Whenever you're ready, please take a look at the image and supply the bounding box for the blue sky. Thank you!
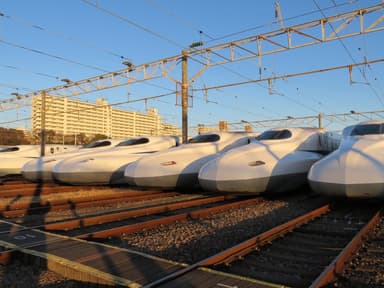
[0,0,383,133]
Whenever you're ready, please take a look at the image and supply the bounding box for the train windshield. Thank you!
[81,140,112,149]
[350,124,383,136]
[116,138,149,146]
[0,147,20,152]
[256,129,292,140]
[188,134,220,143]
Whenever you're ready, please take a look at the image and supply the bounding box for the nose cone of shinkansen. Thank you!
[52,153,142,185]
[308,142,384,198]
[22,157,62,182]
[199,143,323,194]
[124,147,218,189]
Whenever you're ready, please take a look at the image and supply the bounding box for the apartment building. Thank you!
[31,95,180,138]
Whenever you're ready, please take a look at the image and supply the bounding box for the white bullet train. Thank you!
[21,139,123,182]
[51,136,179,185]
[124,132,255,189]
[308,121,384,198]
[198,127,334,194]
[0,144,74,158]
[0,144,76,177]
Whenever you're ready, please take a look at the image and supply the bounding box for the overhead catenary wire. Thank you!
[0,82,35,93]
[81,0,185,49]
[2,0,380,129]
[206,0,360,43]
[145,0,215,40]
[0,63,61,80]
[312,0,384,107]
[0,39,109,73]
[80,0,281,106]
[0,10,131,61]
[192,58,384,92]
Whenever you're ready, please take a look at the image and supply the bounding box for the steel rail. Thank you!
[143,203,331,288]
[0,190,164,212]
[0,182,57,191]
[310,209,383,288]
[76,197,264,239]
[2,192,179,218]
[0,186,164,198]
[0,185,105,198]
[44,195,236,231]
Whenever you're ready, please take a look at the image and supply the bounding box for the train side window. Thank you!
[117,138,149,146]
[188,134,220,143]
[0,147,20,152]
[81,140,112,149]
[350,124,381,136]
[256,129,292,140]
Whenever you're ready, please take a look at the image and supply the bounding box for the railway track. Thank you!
[333,215,384,287]
[145,201,382,288]
[214,202,379,287]
[1,178,381,287]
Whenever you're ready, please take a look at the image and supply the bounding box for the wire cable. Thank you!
[207,0,360,43]
[0,63,60,80]
[0,11,131,61]
[81,0,185,49]
[313,0,384,106]
[0,39,109,73]
[145,0,215,40]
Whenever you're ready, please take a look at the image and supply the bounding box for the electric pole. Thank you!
[181,50,189,143]
[40,90,46,156]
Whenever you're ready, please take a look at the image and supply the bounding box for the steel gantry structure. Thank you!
[1,3,384,144]
[193,109,384,134]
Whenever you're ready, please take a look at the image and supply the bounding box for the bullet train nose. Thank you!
[308,149,384,198]
[124,148,216,189]
[22,158,59,182]
[198,145,273,193]
[0,157,33,176]
[51,158,82,184]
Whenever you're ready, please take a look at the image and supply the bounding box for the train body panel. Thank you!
[124,132,255,189]
[21,139,124,182]
[198,127,328,194]
[308,121,384,198]
[51,136,179,185]
[0,145,77,177]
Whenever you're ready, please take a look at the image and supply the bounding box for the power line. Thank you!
[145,0,215,40]
[0,10,131,61]
[81,0,185,49]
[207,0,360,43]
[0,82,35,93]
[0,39,109,73]
[0,63,60,80]
[79,0,343,118]
[313,0,384,107]
[193,58,384,92]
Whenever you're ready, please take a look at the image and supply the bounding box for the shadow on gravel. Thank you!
[114,188,328,264]
[0,180,50,288]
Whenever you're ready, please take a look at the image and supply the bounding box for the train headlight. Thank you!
[161,161,176,166]
[79,158,94,163]
[248,160,265,166]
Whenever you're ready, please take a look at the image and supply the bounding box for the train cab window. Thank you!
[0,147,20,152]
[256,129,292,140]
[188,134,220,143]
[81,140,112,149]
[350,124,383,136]
[117,138,149,146]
